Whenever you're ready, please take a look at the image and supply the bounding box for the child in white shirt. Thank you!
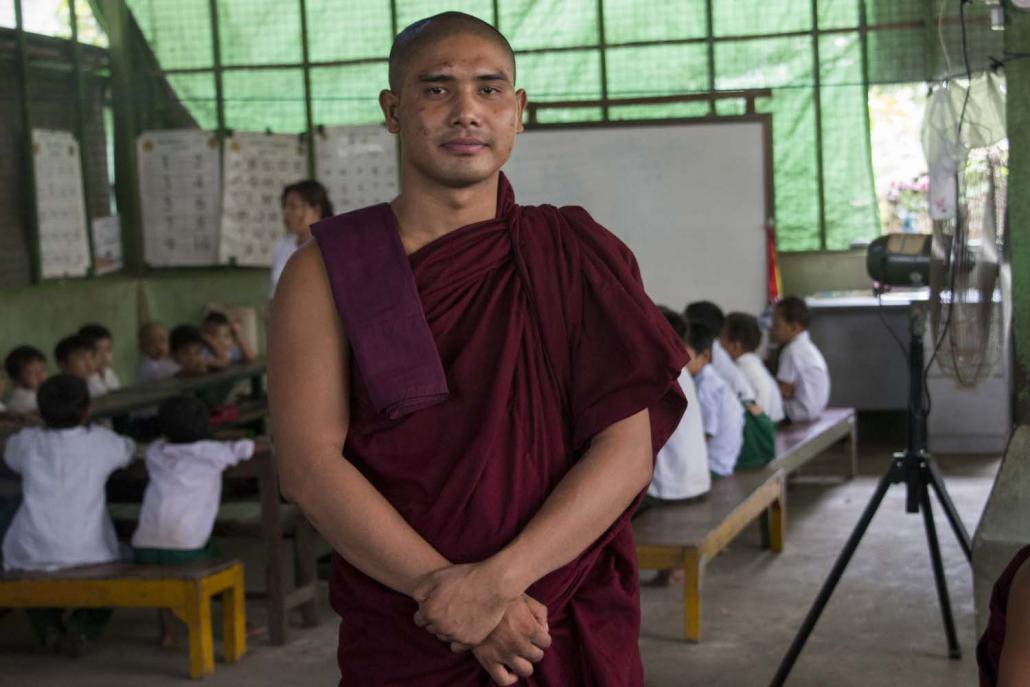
[721,312,785,423]
[137,322,179,383]
[771,296,831,422]
[201,312,256,369]
[4,345,48,415]
[54,335,105,398]
[686,301,756,402]
[686,322,744,478]
[132,395,257,645]
[79,323,121,393]
[2,374,134,652]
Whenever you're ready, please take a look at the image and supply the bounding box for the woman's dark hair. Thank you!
[4,345,45,384]
[158,395,211,444]
[724,312,763,352]
[281,180,333,219]
[37,374,90,429]
[775,296,811,329]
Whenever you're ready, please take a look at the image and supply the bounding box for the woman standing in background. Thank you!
[270,180,333,298]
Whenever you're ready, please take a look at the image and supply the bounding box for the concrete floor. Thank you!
[0,419,1000,686]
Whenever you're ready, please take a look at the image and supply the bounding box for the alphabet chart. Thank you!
[219,132,308,266]
[32,129,91,279]
[315,125,399,214]
[137,129,221,266]
[91,215,123,275]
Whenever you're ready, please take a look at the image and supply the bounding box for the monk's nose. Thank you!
[450,90,482,128]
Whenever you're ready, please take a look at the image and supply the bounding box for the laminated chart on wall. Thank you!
[138,129,221,267]
[315,125,399,215]
[32,129,91,279]
[91,215,123,275]
[219,132,308,266]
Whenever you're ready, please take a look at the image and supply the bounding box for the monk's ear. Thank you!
[380,90,401,134]
[515,89,528,134]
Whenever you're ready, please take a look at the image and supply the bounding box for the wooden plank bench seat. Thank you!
[774,407,857,478]
[633,465,786,642]
[0,559,245,678]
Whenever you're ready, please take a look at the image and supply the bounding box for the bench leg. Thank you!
[848,421,859,480]
[295,521,320,628]
[267,539,288,645]
[767,488,786,553]
[683,549,703,643]
[183,584,215,678]
[222,566,247,664]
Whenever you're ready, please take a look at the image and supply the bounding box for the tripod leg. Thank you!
[925,457,973,562]
[770,464,897,687]
[919,484,962,659]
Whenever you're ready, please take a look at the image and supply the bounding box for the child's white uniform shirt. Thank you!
[712,340,756,402]
[100,367,121,391]
[131,439,256,550]
[2,425,135,571]
[735,352,785,422]
[694,365,745,477]
[776,330,831,422]
[87,373,108,398]
[648,369,711,500]
[7,386,37,414]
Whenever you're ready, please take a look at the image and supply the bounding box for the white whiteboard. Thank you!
[502,119,771,315]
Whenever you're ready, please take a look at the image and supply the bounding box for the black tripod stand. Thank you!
[770,303,973,686]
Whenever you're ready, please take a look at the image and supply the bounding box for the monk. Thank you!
[978,545,1030,686]
[267,11,687,686]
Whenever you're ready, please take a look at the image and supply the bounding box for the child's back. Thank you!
[694,365,745,477]
[736,352,784,422]
[649,368,711,500]
[132,437,254,550]
[2,378,134,571]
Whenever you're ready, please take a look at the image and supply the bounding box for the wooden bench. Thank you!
[774,407,857,478]
[0,559,245,678]
[633,465,786,642]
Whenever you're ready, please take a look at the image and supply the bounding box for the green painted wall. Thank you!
[1009,10,1030,422]
[0,270,268,391]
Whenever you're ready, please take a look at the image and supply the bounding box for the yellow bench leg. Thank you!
[222,566,247,664]
[183,584,215,678]
[683,549,703,643]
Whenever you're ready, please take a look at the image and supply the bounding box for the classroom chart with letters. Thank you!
[32,129,91,279]
[138,129,221,267]
[91,215,123,275]
[219,132,308,266]
[315,125,399,215]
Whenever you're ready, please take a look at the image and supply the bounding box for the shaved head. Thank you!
[388,11,516,92]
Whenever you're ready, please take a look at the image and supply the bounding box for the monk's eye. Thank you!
[425,87,447,96]
[480,86,501,95]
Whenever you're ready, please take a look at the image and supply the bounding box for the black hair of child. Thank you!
[158,395,211,444]
[37,374,90,429]
[201,311,230,328]
[684,300,725,335]
[4,345,45,383]
[169,325,205,354]
[776,296,811,329]
[657,305,688,342]
[78,323,113,345]
[724,312,763,353]
[54,334,94,364]
[685,321,715,356]
[281,179,334,219]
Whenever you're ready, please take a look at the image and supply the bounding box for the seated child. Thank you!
[685,300,756,403]
[201,312,256,369]
[54,335,104,398]
[1,374,135,653]
[169,325,209,378]
[722,312,785,423]
[686,321,744,478]
[644,307,711,505]
[4,345,48,415]
[131,395,257,645]
[137,322,179,383]
[978,545,1030,686]
[78,324,121,393]
[771,296,830,422]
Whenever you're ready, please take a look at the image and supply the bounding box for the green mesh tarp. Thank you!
[120,0,1003,251]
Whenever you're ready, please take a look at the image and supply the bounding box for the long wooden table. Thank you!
[90,359,267,420]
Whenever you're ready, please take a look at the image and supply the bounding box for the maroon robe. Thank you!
[319,175,687,686]
[978,545,1030,686]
